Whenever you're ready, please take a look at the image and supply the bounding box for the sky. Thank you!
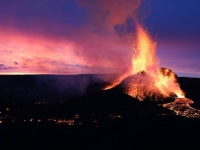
[0,0,199,77]
[146,0,200,77]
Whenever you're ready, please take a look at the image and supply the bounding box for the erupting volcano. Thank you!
[104,22,200,118]
[0,1,200,149]
[104,22,184,99]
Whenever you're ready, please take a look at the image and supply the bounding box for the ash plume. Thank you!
[0,0,143,74]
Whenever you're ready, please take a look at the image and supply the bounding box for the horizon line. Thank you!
[0,72,199,78]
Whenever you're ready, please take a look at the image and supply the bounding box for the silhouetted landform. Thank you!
[0,75,200,149]
[118,70,177,101]
[179,77,200,109]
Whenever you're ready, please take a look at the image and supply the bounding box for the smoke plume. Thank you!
[0,0,142,74]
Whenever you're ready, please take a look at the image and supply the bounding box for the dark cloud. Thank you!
[0,64,17,70]
[0,0,144,74]
[114,18,136,36]
[0,0,87,39]
[0,0,142,40]
[14,62,19,65]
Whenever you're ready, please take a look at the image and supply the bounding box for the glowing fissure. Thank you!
[104,23,185,100]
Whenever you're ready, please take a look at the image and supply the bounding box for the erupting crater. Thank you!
[103,22,200,118]
[119,68,178,101]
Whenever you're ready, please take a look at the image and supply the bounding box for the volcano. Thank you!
[118,68,179,101]
[103,23,185,101]
[108,69,200,118]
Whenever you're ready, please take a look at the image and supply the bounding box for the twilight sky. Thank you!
[0,0,199,77]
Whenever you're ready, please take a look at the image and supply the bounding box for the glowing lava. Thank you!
[103,22,200,118]
[132,23,158,74]
[104,22,185,100]
[103,22,200,119]
[162,98,200,118]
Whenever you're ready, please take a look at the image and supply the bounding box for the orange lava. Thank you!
[132,23,158,74]
[104,22,185,100]
[174,98,193,104]
[103,71,131,90]
[154,68,185,98]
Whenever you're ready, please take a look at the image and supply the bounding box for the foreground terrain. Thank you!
[0,75,200,149]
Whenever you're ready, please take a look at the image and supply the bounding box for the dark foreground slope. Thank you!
[0,75,200,150]
[179,77,200,108]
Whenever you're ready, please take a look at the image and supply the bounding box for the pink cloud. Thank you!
[0,0,146,75]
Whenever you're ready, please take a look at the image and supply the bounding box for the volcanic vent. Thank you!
[119,68,179,101]
[103,22,200,118]
[104,23,184,100]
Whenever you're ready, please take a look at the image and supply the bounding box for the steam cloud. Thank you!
[0,0,142,74]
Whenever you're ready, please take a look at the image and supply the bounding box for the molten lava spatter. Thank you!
[132,23,158,74]
[104,23,185,100]
[155,68,185,98]
[121,71,165,101]
[120,68,184,101]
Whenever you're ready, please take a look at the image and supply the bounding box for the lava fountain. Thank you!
[103,22,200,118]
[131,23,158,74]
[104,22,185,101]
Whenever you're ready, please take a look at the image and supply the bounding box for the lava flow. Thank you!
[103,22,200,118]
[162,98,200,118]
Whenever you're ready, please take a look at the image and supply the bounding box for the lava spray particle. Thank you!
[132,23,158,74]
[104,22,185,100]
